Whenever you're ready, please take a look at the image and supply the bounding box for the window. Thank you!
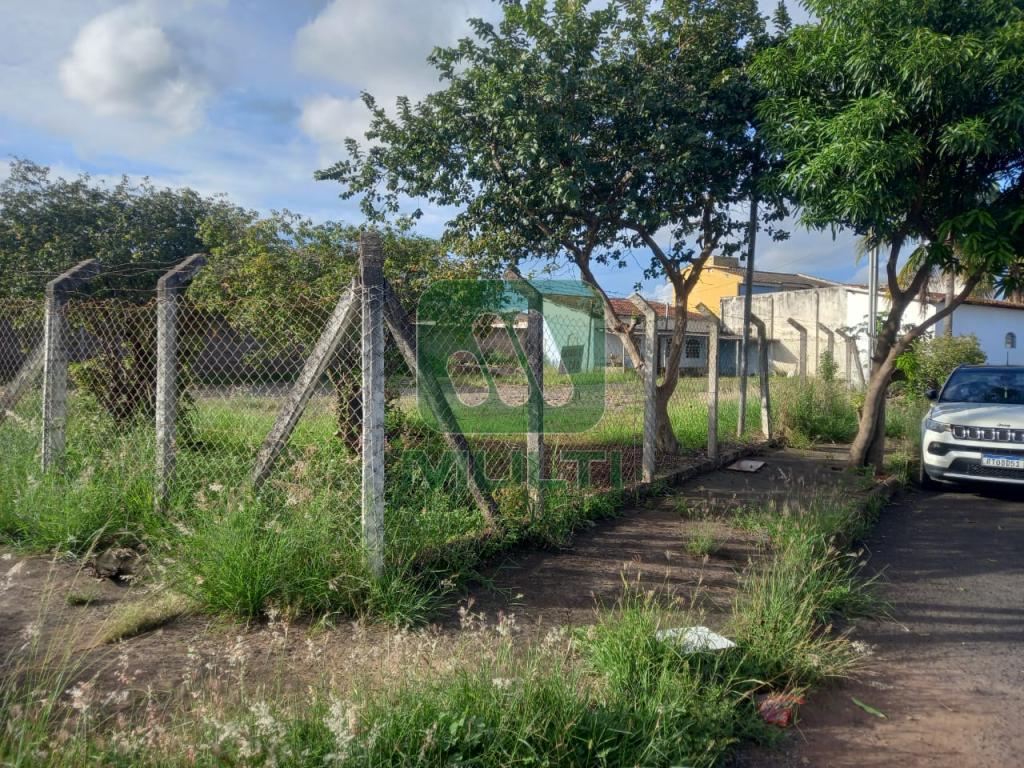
[940,369,1024,405]
[685,337,702,359]
[738,283,776,296]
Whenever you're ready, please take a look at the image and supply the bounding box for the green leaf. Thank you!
[851,696,887,719]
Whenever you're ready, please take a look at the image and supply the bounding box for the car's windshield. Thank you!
[940,369,1024,404]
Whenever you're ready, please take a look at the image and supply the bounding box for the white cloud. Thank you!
[298,94,375,157]
[59,4,211,135]
[294,1,486,102]
[294,0,498,151]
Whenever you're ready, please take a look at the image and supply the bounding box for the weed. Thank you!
[686,523,721,558]
[774,379,859,446]
[65,586,101,607]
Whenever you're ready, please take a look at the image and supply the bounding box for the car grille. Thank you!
[948,458,1024,480]
[927,442,1024,457]
[950,425,1024,443]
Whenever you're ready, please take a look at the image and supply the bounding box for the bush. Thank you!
[775,379,859,446]
[895,334,987,397]
[818,349,839,382]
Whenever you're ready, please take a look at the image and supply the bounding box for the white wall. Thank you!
[940,304,1024,365]
[843,289,935,375]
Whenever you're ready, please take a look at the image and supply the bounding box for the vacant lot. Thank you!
[2,446,886,767]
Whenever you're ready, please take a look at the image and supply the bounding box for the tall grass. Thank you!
[773,378,859,446]
[3,367,758,624]
[1,364,779,628]
[1,483,881,767]
[0,396,162,554]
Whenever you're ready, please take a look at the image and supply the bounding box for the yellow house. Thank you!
[681,255,838,315]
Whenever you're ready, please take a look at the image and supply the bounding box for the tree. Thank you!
[193,209,482,450]
[0,158,233,298]
[0,159,240,421]
[318,0,781,453]
[895,333,987,398]
[753,0,1024,469]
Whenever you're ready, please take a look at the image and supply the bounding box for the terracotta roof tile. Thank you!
[607,297,704,322]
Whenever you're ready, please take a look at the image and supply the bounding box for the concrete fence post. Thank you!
[380,283,499,522]
[155,254,206,510]
[787,318,809,383]
[629,293,657,482]
[505,269,545,518]
[837,330,866,389]
[0,342,44,429]
[41,259,101,471]
[697,304,721,460]
[251,281,358,488]
[817,322,835,376]
[748,312,773,440]
[360,231,386,578]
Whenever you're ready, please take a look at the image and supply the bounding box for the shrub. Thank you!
[818,349,839,382]
[775,379,859,446]
[895,334,987,397]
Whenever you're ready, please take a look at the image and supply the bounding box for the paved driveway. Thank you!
[745,481,1024,767]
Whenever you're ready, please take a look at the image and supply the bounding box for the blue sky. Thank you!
[0,0,864,299]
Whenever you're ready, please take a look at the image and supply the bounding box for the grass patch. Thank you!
[686,523,721,558]
[65,586,101,607]
[1,374,748,624]
[0,485,883,767]
[774,379,859,446]
[94,591,192,645]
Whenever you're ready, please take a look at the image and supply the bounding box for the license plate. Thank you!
[981,454,1023,469]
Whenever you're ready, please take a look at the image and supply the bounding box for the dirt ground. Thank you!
[1,446,869,725]
[734,480,1024,768]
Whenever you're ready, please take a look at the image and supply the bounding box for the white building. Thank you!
[719,287,1024,383]
[934,297,1024,366]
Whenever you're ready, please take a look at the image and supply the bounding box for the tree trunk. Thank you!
[654,383,678,454]
[849,246,980,470]
[653,297,689,455]
[849,348,898,470]
[573,252,646,370]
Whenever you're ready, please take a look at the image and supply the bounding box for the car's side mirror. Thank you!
[925,388,938,401]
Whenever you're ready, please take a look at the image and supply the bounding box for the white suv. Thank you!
[919,365,1024,489]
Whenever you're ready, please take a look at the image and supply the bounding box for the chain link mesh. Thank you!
[0,299,44,468]
[1,278,768,577]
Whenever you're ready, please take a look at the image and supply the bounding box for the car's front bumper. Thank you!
[921,430,1024,486]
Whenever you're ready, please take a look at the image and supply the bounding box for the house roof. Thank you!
[710,266,839,289]
[910,290,1024,312]
[607,297,705,322]
[954,296,1024,312]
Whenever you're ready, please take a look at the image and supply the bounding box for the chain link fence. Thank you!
[0,250,770,602]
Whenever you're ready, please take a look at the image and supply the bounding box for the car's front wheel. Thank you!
[917,458,939,491]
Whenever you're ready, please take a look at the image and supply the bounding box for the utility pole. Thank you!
[737,195,758,437]
[867,235,879,363]
[945,271,955,337]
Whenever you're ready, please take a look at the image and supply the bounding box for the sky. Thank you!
[0,0,864,299]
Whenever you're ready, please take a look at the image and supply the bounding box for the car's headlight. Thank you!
[924,418,949,433]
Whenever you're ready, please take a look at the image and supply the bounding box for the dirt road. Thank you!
[748,482,1024,767]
